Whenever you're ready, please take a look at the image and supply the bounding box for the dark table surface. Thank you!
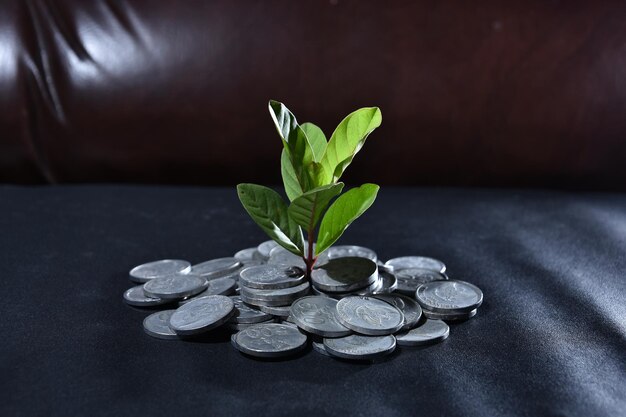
[1,185,625,417]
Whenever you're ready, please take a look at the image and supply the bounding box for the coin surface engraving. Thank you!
[143,274,207,300]
[233,323,307,358]
[290,296,352,337]
[239,265,305,289]
[375,294,422,330]
[169,295,235,335]
[335,296,404,335]
[416,280,483,313]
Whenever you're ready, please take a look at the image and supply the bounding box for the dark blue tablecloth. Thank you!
[1,185,624,417]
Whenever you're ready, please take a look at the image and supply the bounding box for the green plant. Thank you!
[237,100,382,279]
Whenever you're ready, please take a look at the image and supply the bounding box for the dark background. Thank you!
[1,0,625,189]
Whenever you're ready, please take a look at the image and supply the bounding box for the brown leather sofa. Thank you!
[2,0,625,188]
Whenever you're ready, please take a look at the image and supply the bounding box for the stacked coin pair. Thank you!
[124,241,484,360]
[415,280,483,321]
[239,265,310,308]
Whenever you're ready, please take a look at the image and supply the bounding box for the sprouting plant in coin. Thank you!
[237,100,381,279]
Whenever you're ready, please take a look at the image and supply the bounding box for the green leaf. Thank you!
[301,122,327,163]
[307,161,329,188]
[319,107,382,183]
[288,183,344,231]
[281,149,303,201]
[268,100,315,191]
[316,183,380,255]
[237,183,305,255]
[268,100,298,149]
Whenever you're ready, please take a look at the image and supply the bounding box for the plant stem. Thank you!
[304,228,316,280]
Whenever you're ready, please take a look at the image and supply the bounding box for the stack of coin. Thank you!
[415,280,483,321]
[124,242,484,361]
[310,256,395,298]
[238,264,310,307]
[226,295,276,331]
[384,256,448,295]
[287,294,433,360]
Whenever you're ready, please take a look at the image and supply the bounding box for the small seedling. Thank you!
[237,100,382,279]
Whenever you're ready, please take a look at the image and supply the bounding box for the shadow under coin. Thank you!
[180,327,234,344]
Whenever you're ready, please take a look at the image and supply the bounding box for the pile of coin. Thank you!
[124,241,483,360]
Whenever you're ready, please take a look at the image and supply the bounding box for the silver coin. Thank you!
[123,285,171,307]
[416,280,483,313]
[178,277,237,305]
[323,334,396,360]
[190,257,242,279]
[234,248,258,262]
[311,257,378,293]
[290,296,352,337]
[335,296,404,335]
[227,317,276,331]
[239,265,305,290]
[205,277,237,295]
[378,271,398,294]
[385,256,446,273]
[374,294,422,330]
[257,304,292,318]
[233,323,308,358]
[423,307,478,321]
[312,340,332,357]
[129,259,191,283]
[394,268,447,295]
[267,246,307,269]
[257,240,279,260]
[143,274,207,300]
[240,292,300,307]
[228,295,274,324]
[317,245,378,264]
[395,319,449,346]
[240,282,310,302]
[143,310,179,340]
[169,295,235,335]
